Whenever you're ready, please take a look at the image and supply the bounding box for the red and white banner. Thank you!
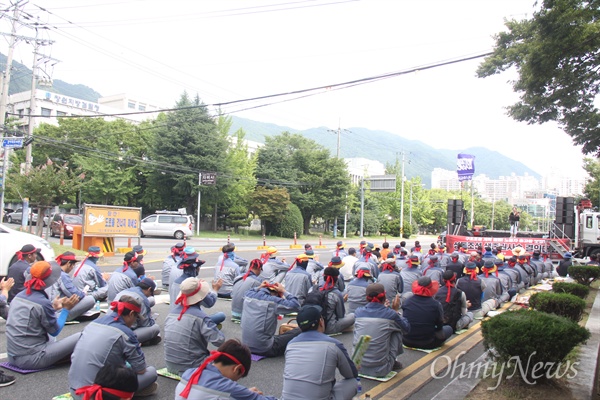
[446,235,571,259]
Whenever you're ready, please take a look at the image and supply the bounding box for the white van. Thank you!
[140,214,193,239]
[0,223,56,276]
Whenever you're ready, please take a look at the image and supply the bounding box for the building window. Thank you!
[17,109,24,117]
[127,101,135,109]
[41,108,52,117]
[138,104,146,111]
[56,111,67,117]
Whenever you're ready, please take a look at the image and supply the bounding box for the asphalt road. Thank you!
[0,233,453,399]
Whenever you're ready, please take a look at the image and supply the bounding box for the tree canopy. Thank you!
[477,0,600,155]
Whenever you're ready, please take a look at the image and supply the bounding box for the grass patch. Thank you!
[50,243,86,257]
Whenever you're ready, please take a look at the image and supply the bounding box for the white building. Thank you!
[344,157,386,186]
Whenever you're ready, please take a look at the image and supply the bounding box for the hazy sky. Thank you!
[1,0,588,179]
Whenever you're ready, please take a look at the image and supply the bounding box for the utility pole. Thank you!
[25,29,56,173]
[397,151,406,238]
[327,120,350,238]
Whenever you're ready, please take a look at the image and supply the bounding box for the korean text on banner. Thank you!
[457,153,475,182]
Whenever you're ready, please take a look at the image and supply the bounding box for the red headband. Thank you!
[24,266,53,295]
[17,248,37,260]
[320,275,336,291]
[381,263,394,272]
[242,259,263,281]
[174,283,203,321]
[367,292,386,303]
[179,351,245,399]
[75,384,134,400]
[55,254,77,263]
[356,269,370,280]
[412,279,439,297]
[110,301,141,321]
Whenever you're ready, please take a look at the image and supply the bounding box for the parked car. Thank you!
[0,223,55,276]
[50,213,82,239]
[140,214,193,239]
[2,208,14,222]
[5,208,41,225]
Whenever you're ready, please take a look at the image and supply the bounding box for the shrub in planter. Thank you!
[529,292,585,322]
[551,282,589,299]
[481,309,589,382]
[568,264,600,286]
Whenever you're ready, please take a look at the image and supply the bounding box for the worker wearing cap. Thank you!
[7,261,81,369]
[241,282,301,357]
[69,295,158,399]
[503,257,525,292]
[354,284,410,377]
[163,242,185,290]
[165,277,225,376]
[73,246,109,301]
[114,278,161,346]
[231,259,264,323]
[314,267,355,335]
[494,258,517,297]
[422,255,444,286]
[214,244,241,298]
[557,252,573,277]
[169,246,197,294]
[345,265,375,314]
[259,247,290,284]
[517,254,539,285]
[433,270,473,333]
[318,257,346,292]
[49,252,98,322]
[479,260,512,306]
[7,244,41,302]
[283,253,314,306]
[354,243,379,279]
[306,249,325,284]
[107,251,142,303]
[457,262,498,319]
[332,240,348,259]
[446,252,465,279]
[216,242,248,273]
[402,276,453,349]
[400,255,422,301]
[529,250,548,279]
[378,254,404,304]
[282,305,358,400]
[394,248,410,271]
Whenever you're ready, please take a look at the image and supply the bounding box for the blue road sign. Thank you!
[2,138,23,148]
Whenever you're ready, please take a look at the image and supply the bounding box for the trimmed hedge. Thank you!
[551,282,590,299]
[529,292,585,322]
[275,203,303,239]
[481,309,590,382]
[568,264,600,286]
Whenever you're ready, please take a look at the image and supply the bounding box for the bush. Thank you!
[274,203,303,239]
[481,309,590,382]
[551,282,590,299]
[568,264,600,286]
[529,292,586,322]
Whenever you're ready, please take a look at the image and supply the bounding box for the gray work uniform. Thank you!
[68,313,157,399]
[230,273,262,319]
[377,270,404,304]
[282,330,358,400]
[423,266,445,286]
[283,267,313,306]
[114,286,160,344]
[307,259,325,284]
[353,302,410,377]
[6,290,80,369]
[107,270,135,303]
[162,255,180,288]
[213,257,241,296]
[48,270,95,321]
[164,303,225,375]
[400,267,422,301]
[260,258,290,283]
[7,259,30,302]
[344,278,372,314]
[72,259,107,300]
[241,287,300,356]
[311,285,355,335]
[479,274,509,304]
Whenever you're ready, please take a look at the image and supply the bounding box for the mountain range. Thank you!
[1,53,540,187]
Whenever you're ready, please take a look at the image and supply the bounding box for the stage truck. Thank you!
[443,198,600,260]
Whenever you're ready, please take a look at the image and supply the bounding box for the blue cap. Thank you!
[563,252,572,259]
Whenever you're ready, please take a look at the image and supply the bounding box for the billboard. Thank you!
[83,204,141,237]
[457,153,475,181]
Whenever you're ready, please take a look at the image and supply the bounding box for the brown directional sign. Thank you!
[200,172,217,185]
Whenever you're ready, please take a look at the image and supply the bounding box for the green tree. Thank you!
[147,93,228,219]
[255,132,350,234]
[477,0,600,155]
[250,186,290,235]
[7,159,82,235]
[583,158,600,206]
[274,203,303,239]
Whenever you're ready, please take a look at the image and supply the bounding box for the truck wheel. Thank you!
[140,230,145,238]
[7,216,12,223]
[174,230,184,240]
[590,248,600,259]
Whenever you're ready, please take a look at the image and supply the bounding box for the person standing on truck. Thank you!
[509,207,520,238]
